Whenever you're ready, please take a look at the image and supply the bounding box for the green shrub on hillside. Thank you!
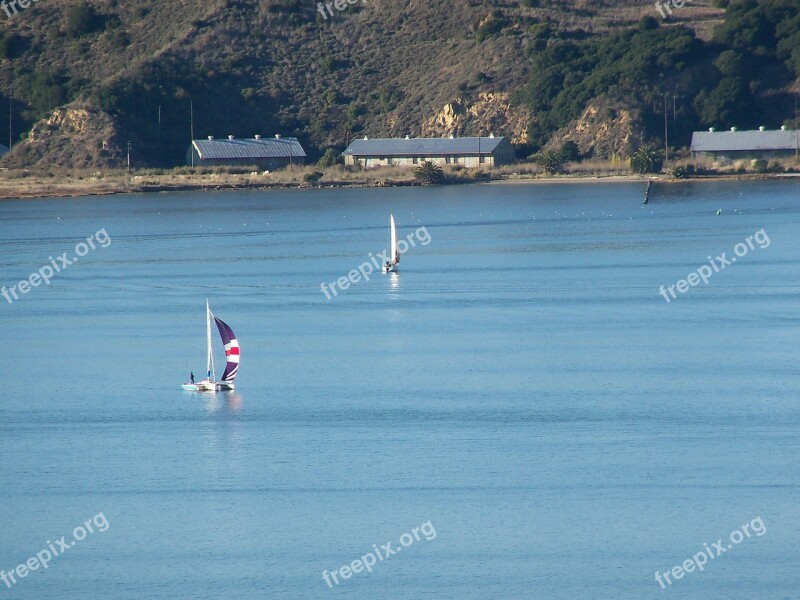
[477,11,508,43]
[515,0,800,155]
[318,148,340,168]
[0,33,26,60]
[559,141,581,162]
[65,2,102,38]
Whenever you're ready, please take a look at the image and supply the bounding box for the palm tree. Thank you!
[414,160,445,184]
[532,149,565,174]
[630,147,663,174]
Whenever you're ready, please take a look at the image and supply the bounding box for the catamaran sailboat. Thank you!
[181,301,240,392]
[382,214,400,273]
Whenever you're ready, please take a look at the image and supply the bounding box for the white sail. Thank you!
[206,299,215,381]
[390,214,399,264]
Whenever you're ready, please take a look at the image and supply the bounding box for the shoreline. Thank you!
[489,172,800,185]
[0,171,797,201]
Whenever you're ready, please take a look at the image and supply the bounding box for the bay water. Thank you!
[1,179,798,599]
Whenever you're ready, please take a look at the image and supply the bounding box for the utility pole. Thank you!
[673,94,677,144]
[664,93,669,167]
[127,141,132,172]
[190,100,195,167]
[795,92,798,163]
[8,90,12,150]
[157,104,162,156]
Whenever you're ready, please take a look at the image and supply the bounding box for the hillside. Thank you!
[0,0,797,169]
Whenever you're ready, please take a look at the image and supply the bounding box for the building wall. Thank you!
[187,148,304,169]
[693,149,796,160]
[346,153,502,169]
[490,139,516,167]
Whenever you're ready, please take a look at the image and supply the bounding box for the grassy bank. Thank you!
[1,160,797,200]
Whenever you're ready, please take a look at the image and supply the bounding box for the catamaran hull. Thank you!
[181,382,235,392]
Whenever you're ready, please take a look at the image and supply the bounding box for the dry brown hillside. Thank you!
[0,0,749,168]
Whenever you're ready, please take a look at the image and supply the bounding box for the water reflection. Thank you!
[204,392,243,416]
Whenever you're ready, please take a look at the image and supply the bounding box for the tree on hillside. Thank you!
[65,2,101,38]
[317,148,340,168]
[559,141,581,162]
[694,77,751,127]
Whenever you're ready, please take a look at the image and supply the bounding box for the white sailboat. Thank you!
[181,300,240,392]
[382,214,400,273]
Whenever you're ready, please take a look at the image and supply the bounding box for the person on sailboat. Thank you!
[190,371,195,384]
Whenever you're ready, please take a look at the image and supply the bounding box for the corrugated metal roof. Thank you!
[691,130,799,152]
[193,137,306,159]
[343,137,507,156]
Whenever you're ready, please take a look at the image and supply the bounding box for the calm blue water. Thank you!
[1,180,799,599]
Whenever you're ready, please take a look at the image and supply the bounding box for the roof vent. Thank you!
[208,136,214,140]
[228,135,235,140]
[781,125,787,131]
[275,134,282,139]
[489,132,495,138]
[730,127,737,132]
[758,126,765,131]
[708,127,715,132]
[255,134,261,140]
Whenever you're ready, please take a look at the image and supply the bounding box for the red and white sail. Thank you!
[213,315,240,384]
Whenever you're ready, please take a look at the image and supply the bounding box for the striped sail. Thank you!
[213,316,240,383]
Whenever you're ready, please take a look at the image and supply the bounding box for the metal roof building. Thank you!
[690,128,799,160]
[187,135,306,169]
[342,136,515,168]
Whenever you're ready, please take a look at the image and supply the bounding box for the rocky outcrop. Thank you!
[2,105,125,170]
[546,99,648,160]
[422,92,530,144]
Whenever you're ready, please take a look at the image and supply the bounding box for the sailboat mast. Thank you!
[206,299,215,381]
[390,214,398,264]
